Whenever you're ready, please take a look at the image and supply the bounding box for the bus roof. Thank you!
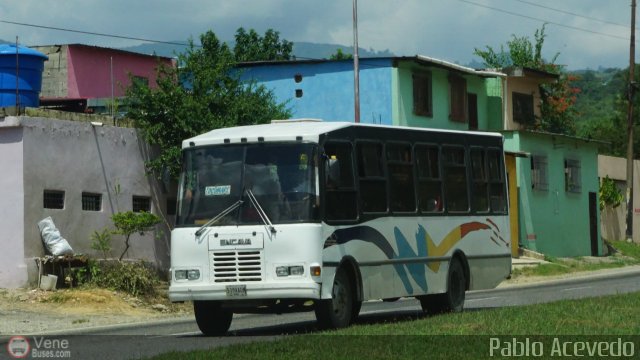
[182,120,503,148]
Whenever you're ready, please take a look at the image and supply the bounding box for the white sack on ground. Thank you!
[37,216,74,256]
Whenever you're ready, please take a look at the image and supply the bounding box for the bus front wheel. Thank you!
[194,300,233,336]
[419,258,466,314]
[315,268,353,329]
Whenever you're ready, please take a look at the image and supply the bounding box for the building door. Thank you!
[468,93,478,130]
[589,192,599,256]
[505,154,519,257]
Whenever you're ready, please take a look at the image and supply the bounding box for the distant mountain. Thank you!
[118,40,394,60]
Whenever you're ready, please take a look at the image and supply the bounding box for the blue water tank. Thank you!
[0,44,48,108]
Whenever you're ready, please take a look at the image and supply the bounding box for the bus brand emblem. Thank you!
[220,238,252,246]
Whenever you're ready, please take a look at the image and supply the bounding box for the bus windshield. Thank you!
[176,143,318,227]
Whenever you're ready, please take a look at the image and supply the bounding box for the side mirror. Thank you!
[325,157,341,187]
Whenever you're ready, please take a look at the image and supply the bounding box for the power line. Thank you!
[0,19,192,47]
[457,0,629,41]
[513,0,630,29]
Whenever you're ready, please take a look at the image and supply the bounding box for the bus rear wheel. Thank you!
[194,300,233,336]
[315,268,353,329]
[419,258,466,314]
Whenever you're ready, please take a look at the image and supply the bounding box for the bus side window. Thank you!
[415,145,443,213]
[323,142,357,221]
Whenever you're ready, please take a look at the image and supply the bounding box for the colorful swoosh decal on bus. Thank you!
[327,220,500,294]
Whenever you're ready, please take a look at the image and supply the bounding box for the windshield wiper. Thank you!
[246,189,277,234]
[195,199,244,237]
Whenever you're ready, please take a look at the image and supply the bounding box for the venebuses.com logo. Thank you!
[6,335,71,358]
[6,336,30,358]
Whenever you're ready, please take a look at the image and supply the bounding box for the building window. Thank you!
[166,198,177,215]
[531,155,549,191]
[449,75,467,122]
[513,92,535,124]
[133,196,151,212]
[565,159,581,193]
[43,190,65,209]
[295,89,303,98]
[82,192,102,211]
[412,72,432,117]
[294,74,303,83]
[132,75,149,87]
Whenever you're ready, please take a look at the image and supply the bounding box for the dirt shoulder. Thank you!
[0,286,191,335]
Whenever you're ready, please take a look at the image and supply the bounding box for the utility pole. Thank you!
[626,0,636,242]
[353,0,360,123]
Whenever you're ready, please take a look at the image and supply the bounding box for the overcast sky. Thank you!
[0,0,637,70]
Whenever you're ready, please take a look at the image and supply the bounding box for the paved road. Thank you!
[2,267,639,360]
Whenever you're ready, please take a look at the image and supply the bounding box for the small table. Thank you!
[36,255,88,289]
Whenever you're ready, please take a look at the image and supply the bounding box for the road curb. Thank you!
[483,265,640,293]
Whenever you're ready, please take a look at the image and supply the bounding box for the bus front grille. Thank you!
[210,250,263,282]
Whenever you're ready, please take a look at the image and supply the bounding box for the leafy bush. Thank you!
[90,228,112,260]
[91,260,157,297]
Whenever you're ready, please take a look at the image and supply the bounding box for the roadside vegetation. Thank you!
[146,291,640,360]
[511,240,640,278]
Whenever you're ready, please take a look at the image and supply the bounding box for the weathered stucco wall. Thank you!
[504,132,601,256]
[598,155,640,243]
[0,118,26,288]
[1,115,172,287]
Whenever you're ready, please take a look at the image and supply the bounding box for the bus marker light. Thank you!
[311,266,321,277]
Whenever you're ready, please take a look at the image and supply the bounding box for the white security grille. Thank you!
[210,250,263,283]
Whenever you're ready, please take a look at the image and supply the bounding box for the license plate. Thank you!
[225,285,247,296]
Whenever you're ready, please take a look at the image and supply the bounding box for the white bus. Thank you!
[169,120,512,335]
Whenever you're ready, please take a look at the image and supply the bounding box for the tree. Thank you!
[112,211,161,261]
[126,29,291,178]
[577,65,640,159]
[474,25,578,135]
[234,27,293,62]
[329,48,353,60]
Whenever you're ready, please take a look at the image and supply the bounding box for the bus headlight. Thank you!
[175,269,200,281]
[276,265,304,277]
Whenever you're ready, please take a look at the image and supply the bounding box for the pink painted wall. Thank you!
[66,45,173,98]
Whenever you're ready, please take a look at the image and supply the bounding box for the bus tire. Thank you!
[193,300,233,336]
[352,300,362,322]
[419,258,466,314]
[315,268,353,329]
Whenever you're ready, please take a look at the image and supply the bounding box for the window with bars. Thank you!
[531,155,549,191]
[133,196,151,212]
[565,159,581,193]
[82,192,102,211]
[43,190,65,209]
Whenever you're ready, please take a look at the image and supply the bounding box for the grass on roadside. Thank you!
[512,240,640,278]
[147,291,640,360]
